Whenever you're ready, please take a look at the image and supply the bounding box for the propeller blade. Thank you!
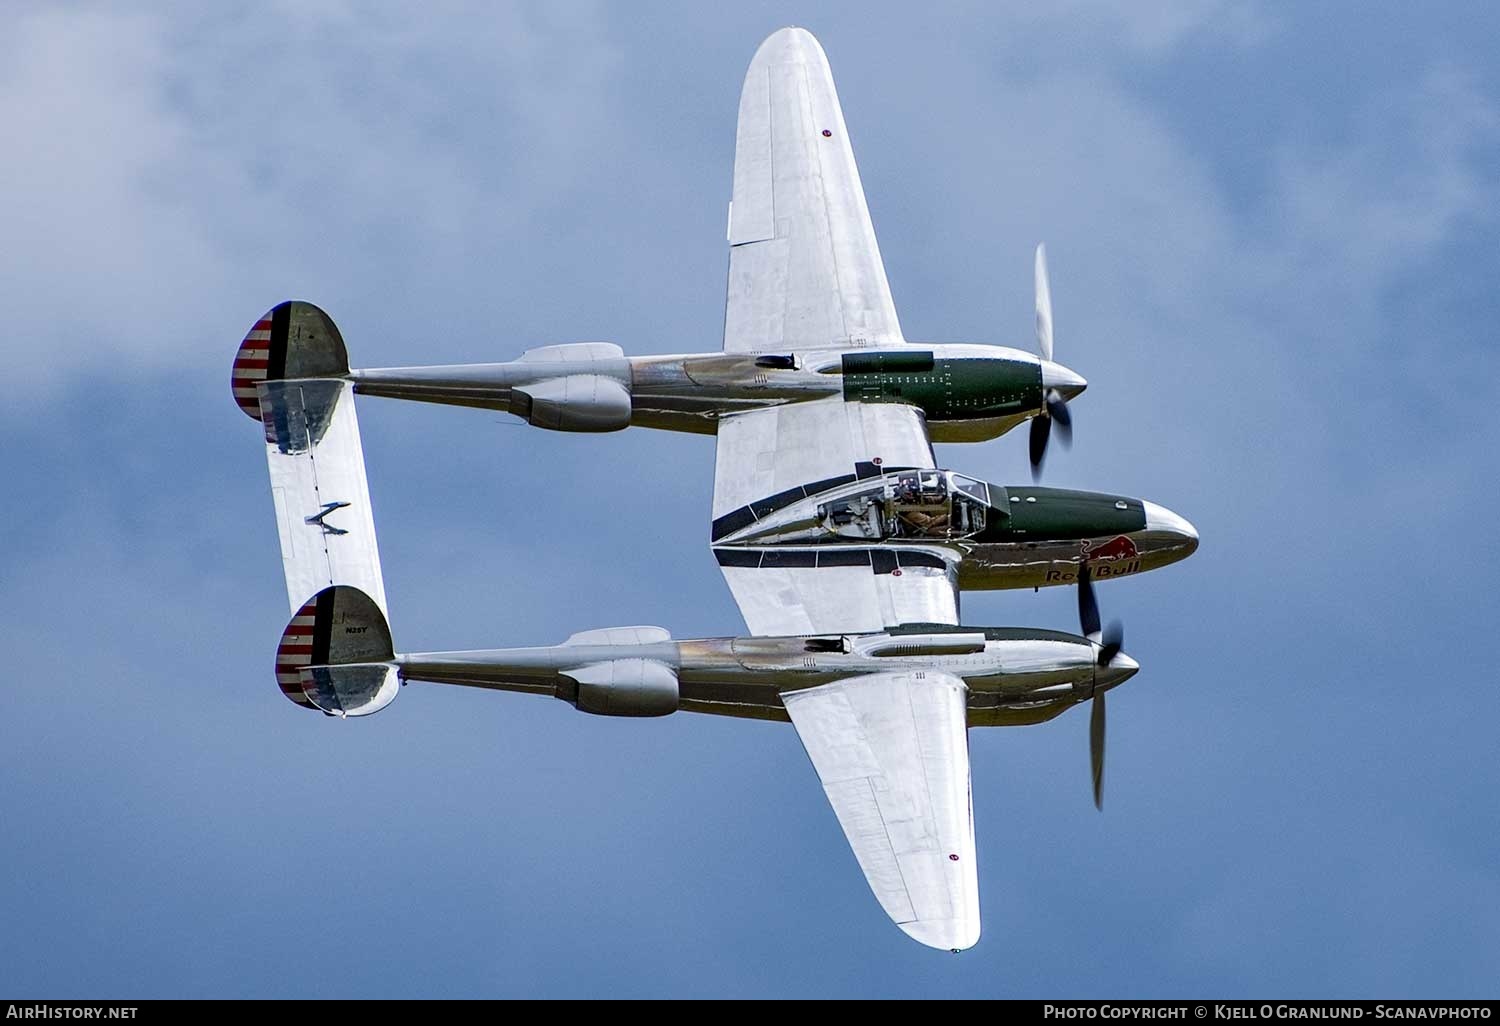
[1029,414,1050,481]
[1045,388,1073,447]
[1077,562,1101,639]
[1079,565,1121,812]
[1090,692,1106,811]
[1035,243,1054,362]
[1099,621,1124,665]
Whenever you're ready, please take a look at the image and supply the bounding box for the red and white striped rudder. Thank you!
[273,586,397,717]
[230,301,350,421]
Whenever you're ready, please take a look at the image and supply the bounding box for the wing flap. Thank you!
[729,62,775,245]
[782,670,980,950]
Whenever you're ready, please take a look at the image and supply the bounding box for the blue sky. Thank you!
[2,1,1497,998]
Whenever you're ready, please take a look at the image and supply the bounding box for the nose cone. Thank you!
[1097,651,1139,689]
[1040,360,1087,401]
[1142,500,1199,555]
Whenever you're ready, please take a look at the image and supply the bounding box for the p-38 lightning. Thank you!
[233,28,1198,952]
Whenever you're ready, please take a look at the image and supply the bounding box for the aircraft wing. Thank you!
[714,546,959,637]
[724,27,902,354]
[712,398,935,519]
[711,397,955,635]
[782,670,980,950]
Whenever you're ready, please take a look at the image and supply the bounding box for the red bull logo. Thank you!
[1081,535,1139,562]
[1044,536,1143,583]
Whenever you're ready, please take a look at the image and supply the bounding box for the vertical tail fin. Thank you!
[276,585,398,717]
[232,301,350,421]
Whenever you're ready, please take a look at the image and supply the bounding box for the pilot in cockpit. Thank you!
[901,510,950,535]
[896,472,944,505]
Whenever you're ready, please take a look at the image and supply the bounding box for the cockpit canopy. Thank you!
[817,470,996,541]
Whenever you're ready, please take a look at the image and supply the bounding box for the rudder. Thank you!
[276,585,398,717]
[232,301,350,421]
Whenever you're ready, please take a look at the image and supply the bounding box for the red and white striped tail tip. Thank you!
[275,598,319,709]
[230,300,350,421]
[271,586,397,716]
[232,316,273,420]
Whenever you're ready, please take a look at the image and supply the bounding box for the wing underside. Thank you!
[711,397,950,635]
[716,31,976,951]
[725,27,901,354]
[782,670,980,950]
[712,398,934,519]
[714,547,959,636]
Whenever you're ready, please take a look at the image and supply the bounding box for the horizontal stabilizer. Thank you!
[276,585,398,717]
[257,376,387,618]
[232,301,350,421]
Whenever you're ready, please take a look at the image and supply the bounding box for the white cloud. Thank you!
[1251,68,1499,336]
[872,30,1498,519]
[3,3,1491,413]
[0,9,216,384]
[0,4,620,389]
[1036,0,1276,53]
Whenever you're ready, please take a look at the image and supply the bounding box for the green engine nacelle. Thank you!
[840,351,1042,423]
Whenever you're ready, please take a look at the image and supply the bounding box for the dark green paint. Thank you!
[842,351,935,374]
[977,488,1146,542]
[840,353,1042,421]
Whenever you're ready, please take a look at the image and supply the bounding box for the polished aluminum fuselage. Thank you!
[713,468,1200,592]
[714,537,1193,592]
[351,342,1041,441]
[952,539,1186,590]
[398,629,1136,726]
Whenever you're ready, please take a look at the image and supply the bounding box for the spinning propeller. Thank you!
[1029,244,1083,480]
[1077,562,1131,811]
